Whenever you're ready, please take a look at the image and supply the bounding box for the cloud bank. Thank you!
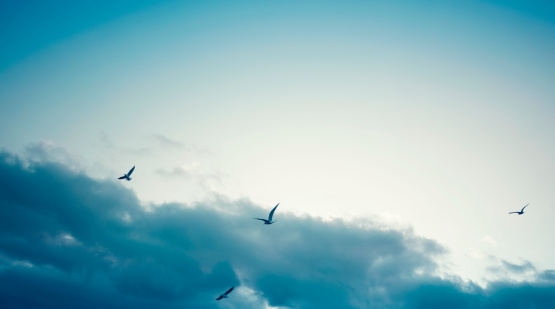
[0,151,554,308]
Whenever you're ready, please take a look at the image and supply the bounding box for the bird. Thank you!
[509,203,529,215]
[254,203,279,225]
[216,286,234,301]
[118,166,135,181]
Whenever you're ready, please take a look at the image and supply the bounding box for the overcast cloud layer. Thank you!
[0,150,554,309]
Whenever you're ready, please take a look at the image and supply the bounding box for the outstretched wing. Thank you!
[127,166,135,176]
[268,203,279,221]
[224,286,234,295]
[253,218,267,222]
[216,296,224,300]
[508,212,518,214]
[118,176,126,180]
[521,203,529,212]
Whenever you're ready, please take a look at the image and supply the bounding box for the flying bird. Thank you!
[254,203,279,225]
[216,286,234,301]
[509,203,529,215]
[118,166,135,181]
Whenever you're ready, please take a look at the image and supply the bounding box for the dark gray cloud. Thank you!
[0,150,554,308]
[538,270,555,283]
[501,260,537,274]
[487,259,538,279]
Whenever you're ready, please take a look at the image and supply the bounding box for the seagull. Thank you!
[254,203,279,225]
[216,286,234,301]
[118,166,135,181]
[509,203,529,215]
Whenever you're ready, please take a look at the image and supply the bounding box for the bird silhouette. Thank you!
[254,203,279,225]
[216,286,234,300]
[118,166,135,181]
[509,203,529,215]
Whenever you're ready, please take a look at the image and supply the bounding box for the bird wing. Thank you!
[216,296,224,300]
[268,203,279,221]
[253,218,267,221]
[127,166,135,176]
[118,176,126,179]
[508,212,518,214]
[224,286,234,295]
[521,203,529,212]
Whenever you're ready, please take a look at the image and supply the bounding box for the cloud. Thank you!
[479,235,497,247]
[538,270,555,283]
[466,249,487,260]
[98,132,115,149]
[156,163,225,190]
[156,165,194,178]
[501,260,537,274]
[93,132,151,156]
[0,151,554,308]
[152,134,186,150]
[152,134,210,155]
[24,140,83,169]
[488,259,538,278]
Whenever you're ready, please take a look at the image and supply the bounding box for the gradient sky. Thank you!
[1,1,555,308]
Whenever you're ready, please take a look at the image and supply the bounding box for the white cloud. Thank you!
[479,235,497,247]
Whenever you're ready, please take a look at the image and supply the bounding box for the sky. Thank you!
[1,0,555,308]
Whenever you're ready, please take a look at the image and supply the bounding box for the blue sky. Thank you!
[1,1,555,308]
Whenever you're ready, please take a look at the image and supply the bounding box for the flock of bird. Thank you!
[117,165,529,302]
[117,165,280,301]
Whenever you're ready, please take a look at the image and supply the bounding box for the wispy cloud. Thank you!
[152,134,210,155]
[156,163,225,190]
[152,134,185,149]
[94,133,151,157]
[98,132,115,149]
[479,235,497,247]
[155,165,193,178]
[0,152,554,308]
[499,260,537,274]
[94,133,207,159]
